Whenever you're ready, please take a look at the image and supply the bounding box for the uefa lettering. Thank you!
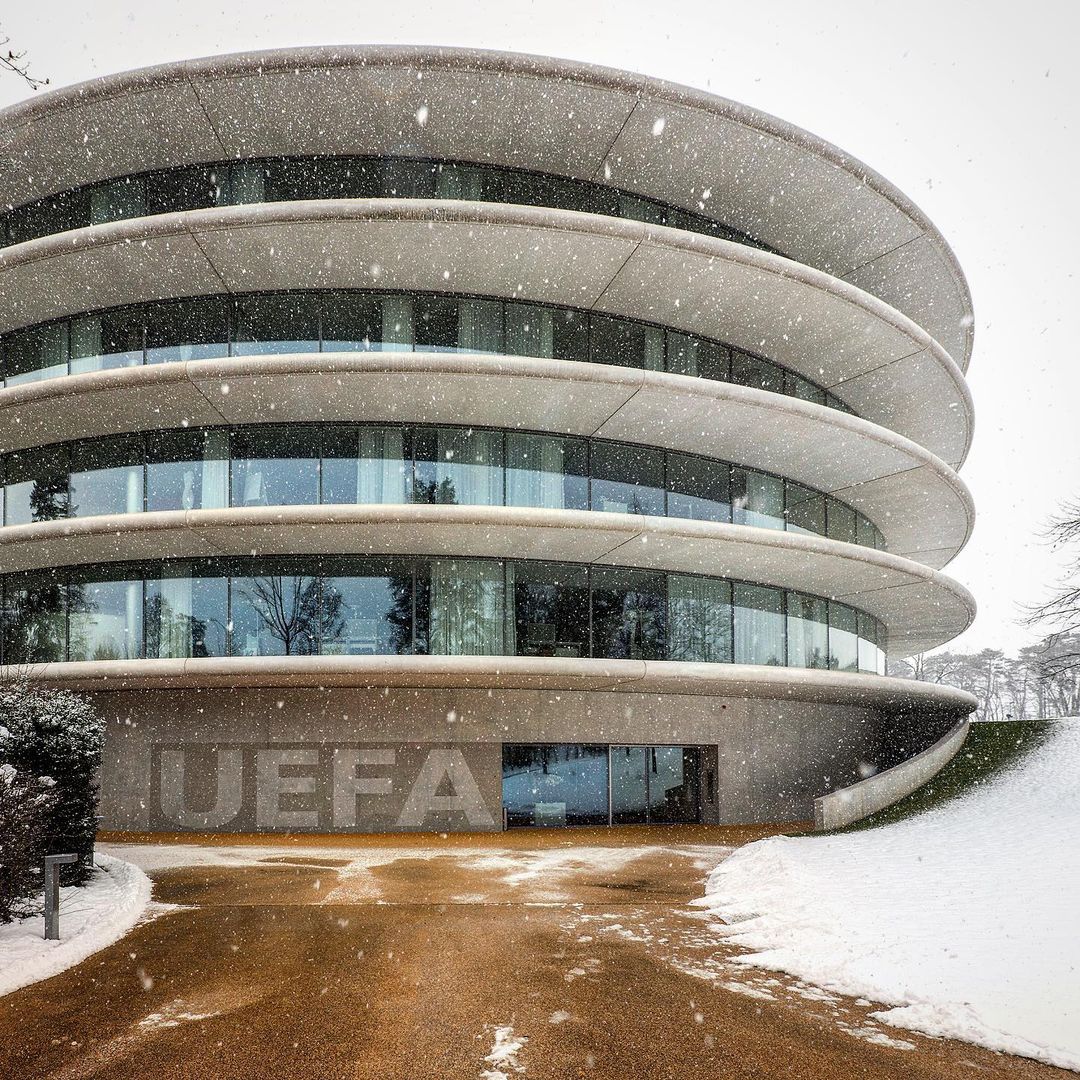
[156,743,496,831]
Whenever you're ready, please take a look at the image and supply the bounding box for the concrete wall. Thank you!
[93,683,900,831]
[813,717,970,831]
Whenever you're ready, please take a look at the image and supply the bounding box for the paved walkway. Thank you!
[0,827,1069,1080]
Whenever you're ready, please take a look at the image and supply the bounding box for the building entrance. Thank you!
[502,743,703,827]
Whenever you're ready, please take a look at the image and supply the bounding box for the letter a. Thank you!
[396,748,495,829]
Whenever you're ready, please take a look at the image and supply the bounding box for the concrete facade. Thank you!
[92,678,956,831]
[0,46,978,831]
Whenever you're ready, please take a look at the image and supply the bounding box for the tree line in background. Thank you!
[892,631,1080,721]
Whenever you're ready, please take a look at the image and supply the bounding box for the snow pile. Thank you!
[481,1024,527,1079]
[696,720,1080,1071]
[0,853,152,998]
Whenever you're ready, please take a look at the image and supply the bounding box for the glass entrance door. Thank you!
[610,745,648,824]
[611,745,702,825]
[648,745,702,824]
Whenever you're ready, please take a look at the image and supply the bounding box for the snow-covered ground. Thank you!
[697,719,1080,1071]
[0,854,153,998]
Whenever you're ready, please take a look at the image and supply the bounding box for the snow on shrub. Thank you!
[0,762,58,922]
[0,679,104,914]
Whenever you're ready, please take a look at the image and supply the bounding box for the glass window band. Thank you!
[1,422,885,551]
[2,155,777,255]
[0,556,888,676]
[0,288,856,417]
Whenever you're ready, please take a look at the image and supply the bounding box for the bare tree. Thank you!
[891,651,963,683]
[1,30,48,90]
[891,633,1080,721]
[238,575,344,655]
[1027,499,1080,674]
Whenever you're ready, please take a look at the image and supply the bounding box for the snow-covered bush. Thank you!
[0,761,57,922]
[0,680,104,897]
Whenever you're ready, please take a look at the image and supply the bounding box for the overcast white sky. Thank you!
[1,0,1077,656]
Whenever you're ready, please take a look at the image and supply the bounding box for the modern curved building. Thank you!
[0,46,977,832]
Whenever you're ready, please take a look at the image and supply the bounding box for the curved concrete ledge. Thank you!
[0,352,974,569]
[0,654,979,709]
[0,44,972,369]
[0,504,977,656]
[0,201,973,468]
[813,716,970,830]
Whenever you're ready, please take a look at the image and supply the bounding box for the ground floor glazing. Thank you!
[502,743,712,827]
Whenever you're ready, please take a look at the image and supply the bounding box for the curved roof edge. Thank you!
[0,44,974,371]
[0,200,975,467]
[0,654,978,712]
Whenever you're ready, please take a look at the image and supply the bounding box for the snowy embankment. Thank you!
[697,720,1080,1072]
[0,854,152,998]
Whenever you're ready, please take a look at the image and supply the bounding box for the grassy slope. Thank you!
[836,719,1055,833]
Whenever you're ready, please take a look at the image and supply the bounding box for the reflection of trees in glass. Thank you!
[3,579,70,663]
[385,572,416,653]
[410,478,458,504]
[240,576,344,655]
[144,594,216,658]
[595,589,665,659]
[30,475,69,522]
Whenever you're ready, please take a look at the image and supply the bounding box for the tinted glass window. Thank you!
[69,308,143,375]
[145,296,229,363]
[322,426,409,505]
[428,559,507,655]
[668,575,732,663]
[234,294,319,355]
[231,561,320,656]
[68,575,142,660]
[414,295,460,350]
[666,333,729,380]
[512,562,589,659]
[857,514,883,550]
[786,371,828,405]
[69,435,144,518]
[787,591,829,669]
[88,178,144,225]
[321,292,383,351]
[230,427,320,507]
[146,430,229,511]
[591,442,664,516]
[4,445,69,525]
[144,165,217,215]
[2,569,67,664]
[412,428,503,506]
[648,746,702,825]
[8,190,83,244]
[828,499,858,545]
[145,569,227,658]
[5,322,68,385]
[590,315,664,370]
[830,602,860,672]
[732,469,785,530]
[321,559,415,655]
[786,483,827,536]
[592,567,666,660]
[731,351,785,396]
[506,433,588,511]
[667,453,731,522]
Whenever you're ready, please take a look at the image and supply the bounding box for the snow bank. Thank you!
[0,853,152,998]
[696,720,1080,1072]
